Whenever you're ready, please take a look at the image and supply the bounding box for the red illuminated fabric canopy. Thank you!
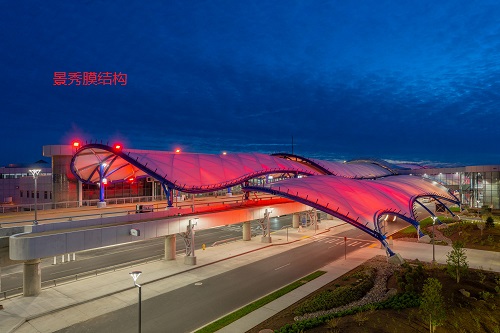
[70,144,321,193]
[310,159,392,178]
[247,175,457,231]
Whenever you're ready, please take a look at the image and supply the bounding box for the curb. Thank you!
[7,222,346,333]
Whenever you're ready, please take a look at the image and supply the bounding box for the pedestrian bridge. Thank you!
[69,143,460,257]
[8,143,461,296]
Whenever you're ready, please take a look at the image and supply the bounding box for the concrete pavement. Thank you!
[215,238,500,333]
[1,218,499,333]
[0,218,351,332]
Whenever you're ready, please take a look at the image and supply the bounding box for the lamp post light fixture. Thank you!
[129,270,142,333]
[431,216,437,264]
[28,169,41,225]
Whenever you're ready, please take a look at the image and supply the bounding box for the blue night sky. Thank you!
[1,1,499,166]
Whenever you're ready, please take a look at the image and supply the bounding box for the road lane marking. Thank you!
[274,263,291,271]
[49,267,82,275]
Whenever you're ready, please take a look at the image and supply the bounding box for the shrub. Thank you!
[278,293,421,333]
[354,311,368,326]
[377,292,421,310]
[294,269,375,315]
[396,261,427,294]
[326,317,342,332]
[479,291,493,300]
[486,216,495,229]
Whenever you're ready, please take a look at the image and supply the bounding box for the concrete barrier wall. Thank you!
[10,201,309,260]
[27,199,285,234]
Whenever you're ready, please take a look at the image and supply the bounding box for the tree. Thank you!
[446,241,468,283]
[486,216,495,229]
[420,277,446,333]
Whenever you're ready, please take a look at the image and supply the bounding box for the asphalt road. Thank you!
[1,216,293,292]
[56,227,374,333]
[2,203,425,293]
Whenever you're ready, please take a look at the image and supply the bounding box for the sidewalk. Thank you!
[0,219,351,333]
[2,219,499,333]
[217,239,500,333]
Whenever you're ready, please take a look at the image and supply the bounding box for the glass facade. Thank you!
[426,170,500,209]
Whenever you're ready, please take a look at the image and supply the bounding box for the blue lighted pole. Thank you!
[97,163,107,208]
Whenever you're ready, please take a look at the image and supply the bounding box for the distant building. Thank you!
[400,166,500,210]
[0,161,52,206]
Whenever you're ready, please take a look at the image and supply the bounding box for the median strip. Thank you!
[194,270,326,333]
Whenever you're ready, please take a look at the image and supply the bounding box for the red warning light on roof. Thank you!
[113,143,122,151]
[72,141,80,148]
[175,149,181,153]
[128,177,135,182]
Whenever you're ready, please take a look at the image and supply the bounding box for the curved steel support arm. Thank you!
[414,199,442,224]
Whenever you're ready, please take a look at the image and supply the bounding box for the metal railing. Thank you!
[1,254,166,300]
[0,195,280,227]
[0,195,169,214]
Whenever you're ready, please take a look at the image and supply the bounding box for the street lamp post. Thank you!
[431,216,437,264]
[29,169,41,225]
[129,271,142,333]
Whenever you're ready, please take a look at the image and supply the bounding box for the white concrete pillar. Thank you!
[292,214,300,228]
[242,222,251,241]
[261,236,272,243]
[23,258,41,296]
[78,180,83,207]
[165,235,176,260]
[184,256,196,265]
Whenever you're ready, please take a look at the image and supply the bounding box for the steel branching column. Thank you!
[258,208,271,238]
[305,208,318,231]
[180,223,194,257]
